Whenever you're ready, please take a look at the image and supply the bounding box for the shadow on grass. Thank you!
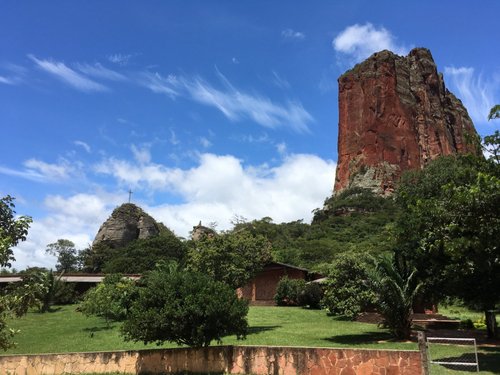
[247,325,281,335]
[429,346,500,373]
[323,331,394,345]
[476,347,500,373]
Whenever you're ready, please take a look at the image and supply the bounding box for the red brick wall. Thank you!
[238,266,307,303]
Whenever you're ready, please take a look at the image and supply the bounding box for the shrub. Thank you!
[298,282,323,309]
[274,276,306,306]
[79,274,136,326]
[321,253,376,319]
[121,263,248,347]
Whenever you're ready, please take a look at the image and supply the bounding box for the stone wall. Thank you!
[0,345,423,374]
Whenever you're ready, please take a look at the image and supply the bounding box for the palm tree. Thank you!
[369,254,422,340]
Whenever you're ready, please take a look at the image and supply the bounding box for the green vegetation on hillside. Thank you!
[232,187,399,270]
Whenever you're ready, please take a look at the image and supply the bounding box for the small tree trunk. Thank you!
[485,310,498,339]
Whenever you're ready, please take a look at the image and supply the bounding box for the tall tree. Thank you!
[396,154,500,338]
[45,239,79,273]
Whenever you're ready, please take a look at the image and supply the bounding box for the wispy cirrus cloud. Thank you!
[333,23,408,64]
[138,72,179,98]
[74,140,91,153]
[281,28,305,41]
[0,76,15,85]
[184,73,313,132]
[76,62,127,81]
[29,54,108,92]
[107,53,133,66]
[444,66,499,125]
[138,70,313,132]
[271,71,291,89]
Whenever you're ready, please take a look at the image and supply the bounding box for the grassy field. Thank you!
[5,305,415,354]
[2,305,499,374]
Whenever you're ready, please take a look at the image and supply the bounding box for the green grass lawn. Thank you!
[4,305,415,354]
[2,305,499,374]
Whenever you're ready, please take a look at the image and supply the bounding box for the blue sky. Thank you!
[1,1,499,269]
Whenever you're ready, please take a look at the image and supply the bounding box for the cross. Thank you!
[128,189,133,203]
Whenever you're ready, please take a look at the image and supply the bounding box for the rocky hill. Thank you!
[334,48,481,195]
[92,203,160,249]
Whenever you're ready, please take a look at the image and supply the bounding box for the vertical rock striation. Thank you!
[334,48,481,195]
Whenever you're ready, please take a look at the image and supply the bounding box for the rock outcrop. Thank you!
[93,203,160,248]
[334,48,481,195]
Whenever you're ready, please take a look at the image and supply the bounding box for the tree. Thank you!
[0,195,32,268]
[80,229,186,274]
[79,274,136,326]
[0,195,32,350]
[274,276,306,306]
[45,239,79,273]
[488,104,500,120]
[368,254,422,340]
[321,253,376,319]
[187,231,272,289]
[102,230,186,274]
[121,263,248,347]
[396,154,500,338]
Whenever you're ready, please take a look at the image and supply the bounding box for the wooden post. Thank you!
[417,331,430,375]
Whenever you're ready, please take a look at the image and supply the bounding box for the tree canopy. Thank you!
[121,263,248,347]
[0,195,32,268]
[187,230,272,289]
[395,153,500,337]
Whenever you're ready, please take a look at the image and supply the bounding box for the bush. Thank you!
[121,263,248,347]
[52,281,77,305]
[274,276,306,306]
[321,253,376,319]
[298,282,323,309]
[79,274,136,326]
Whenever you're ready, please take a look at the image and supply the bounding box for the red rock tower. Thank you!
[334,48,481,195]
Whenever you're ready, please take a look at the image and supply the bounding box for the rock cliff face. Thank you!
[334,48,481,195]
[93,203,160,248]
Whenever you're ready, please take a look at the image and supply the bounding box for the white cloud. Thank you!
[281,28,305,40]
[74,140,91,153]
[96,152,335,235]
[147,153,335,236]
[76,62,127,81]
[23,159,74,181]
[131,144,152,164]
[107,53,133,66]
[199,137,212,148]
[29,55,108,92]
[169,128,180,145]
[276,142,287,156]
[444,66,499,125]
[0,158,80,182]
[0,165,46,182]
[13,153,335,269]
[333,23,408,64]
[12,192,123,269]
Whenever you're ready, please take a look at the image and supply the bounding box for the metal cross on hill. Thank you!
[128,189,133,203]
